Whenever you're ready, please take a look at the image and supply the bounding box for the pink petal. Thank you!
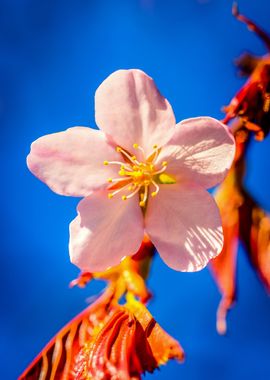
[95,69,175,157]
[156,117,235,189]
[145,183,223,272]
[27,127,121,197]
[69,191,144,272]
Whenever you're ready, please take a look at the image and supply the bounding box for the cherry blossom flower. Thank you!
[27,69,235,273]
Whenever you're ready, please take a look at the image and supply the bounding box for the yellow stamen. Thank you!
[132,143,145,157]
[104,144,171,207]
[151,179,160,196]
[140,186,148,206]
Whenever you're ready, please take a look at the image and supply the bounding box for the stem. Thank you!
[233,3,270,51]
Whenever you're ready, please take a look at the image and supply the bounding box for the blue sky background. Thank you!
[1,0,270,379]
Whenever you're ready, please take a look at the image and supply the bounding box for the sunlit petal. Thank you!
[145,183,223,271]
[156,117,235,189]
[95,69,175,157]
[27,127,121,197]
[69,191,144,272]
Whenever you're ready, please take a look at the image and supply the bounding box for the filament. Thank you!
[108,176,131,183]
[108,183,132,198]
[104,160,133,171]
[133,143,146,158]
[151,180,160,197]
[153,164,167,175]
[116,146,140,165]
[125,186,140,199]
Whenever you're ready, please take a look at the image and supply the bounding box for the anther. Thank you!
[108,178,113,183]
[151,191,157,197]
[139,201,145,207]
[162,161,168,167]
[122,195,127,201]
[108,193,114,199]
[153,144,158,149]
[133,143,139,149]
[116,146,122,152]
[104,160,109,165]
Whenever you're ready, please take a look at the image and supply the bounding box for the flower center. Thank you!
[104,144,169,207]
